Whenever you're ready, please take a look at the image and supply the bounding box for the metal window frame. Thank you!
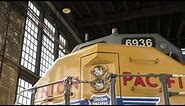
[19,1,40,74]
[58,32,68,58]
[16,77,34,105]
[39,17,55,77]
[16,1,71,104]
[16,1,41,103]
[54,25,59,60]
[35,9,44,76]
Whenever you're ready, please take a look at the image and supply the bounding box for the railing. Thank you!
[15,78,67,105]
[14,76,91,105]
[15,73,185,105]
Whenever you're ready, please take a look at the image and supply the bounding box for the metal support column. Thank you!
[64,76,72,105]
[110,73,116,105]
[31,89,36,105]
[159,74,170,105]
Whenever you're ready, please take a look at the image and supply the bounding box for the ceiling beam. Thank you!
[67,1,83,18]
[176,13,185,47]
[103,1,115,13]
[167,14,173,39]
[129,19,137,33]
[77,2,185,28]
[157,16,160,34]
[145,17,148,33]
[133,19,138,33]
[89,26,98,39]
[109,2,116,12]
[95,1,104,16]
[100,25,107,35]
[136,1,140,9]
[122,21,127,33]
[45,1,82,43]
[82,2,94,17]
[177,22,183,47]
[123,1,128,13]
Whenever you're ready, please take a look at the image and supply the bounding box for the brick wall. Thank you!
[0,1,25,105]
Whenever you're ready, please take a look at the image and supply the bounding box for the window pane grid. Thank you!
[58,34,66,57]
[43,18,55,41]
[25,19,38,37]
[40,18,55,77]
[20,1,39,73]
[16,78,33,105]
[27,2,40,25]
[59,34,66,48]
[59,49,65,57]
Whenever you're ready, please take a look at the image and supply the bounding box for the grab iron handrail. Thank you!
[15,73,185,105]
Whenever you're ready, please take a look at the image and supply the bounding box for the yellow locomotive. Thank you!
[15,29,185,105]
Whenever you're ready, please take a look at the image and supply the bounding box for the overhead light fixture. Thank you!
[62,8,71,14]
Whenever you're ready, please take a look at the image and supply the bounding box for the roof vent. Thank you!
[85,33,89,42]
[112,28,118,34]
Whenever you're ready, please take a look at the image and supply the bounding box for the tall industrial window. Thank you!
[16,78,33,105]
[20,1,40,72]
[17,1,69,104]
[58,34,66,57]
[40,18,55,77]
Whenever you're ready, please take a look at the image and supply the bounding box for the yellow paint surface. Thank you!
[34,43,185,105]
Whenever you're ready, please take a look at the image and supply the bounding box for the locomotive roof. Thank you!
[72,33,185,64]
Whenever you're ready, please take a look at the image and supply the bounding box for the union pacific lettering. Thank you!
[123,72,184,89]
[35,81,79,100]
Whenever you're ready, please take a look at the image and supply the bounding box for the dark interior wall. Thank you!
[0,1,25,104]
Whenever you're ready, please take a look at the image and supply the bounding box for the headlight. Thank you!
[91,79,105,91]
[91,66,105,78]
